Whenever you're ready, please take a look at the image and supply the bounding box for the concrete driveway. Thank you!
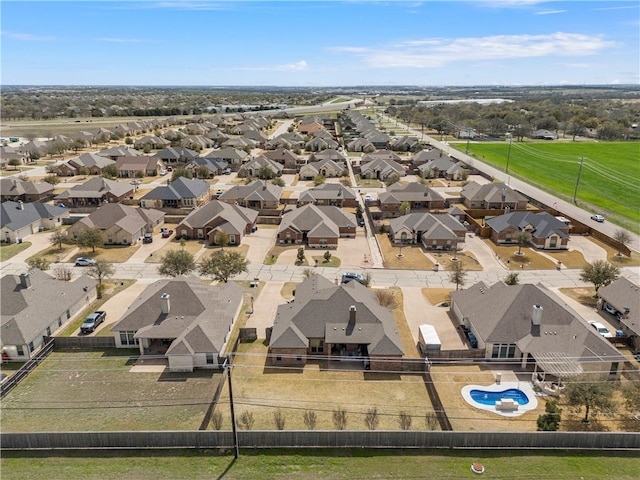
[463,233,506,272]
[243,226,277,265]
[245,281,287,338]
[9,230,56,262]
[568,236,607,263]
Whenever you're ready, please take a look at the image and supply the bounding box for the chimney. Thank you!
[623,307,630,319]
[17,200,24,210]
[19,273,31,289]
[532,304,543,326]
[349,305,356,325]
[160,293,170,314]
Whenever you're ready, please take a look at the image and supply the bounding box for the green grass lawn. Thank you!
[0,241,32,261]
[461,141,640,232]
[2,449,639,480]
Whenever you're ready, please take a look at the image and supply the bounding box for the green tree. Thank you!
[449,260,467,291]
[621,381,640,413]
[8,158,21,170]
[102,164,118,179]
[158,249,196,277]
[50,230,69,250]
[195,165,211,179]
[43,174,60,185]
[213,230,230,250]
[26,256,50,271]
[537,400,562,431]
[86,260,115,287]
[198,250,248,283]
[257,166,274,180]
[323,250,332,263]
[171,167,193,181]
[399,201,411,216]
[271,177,285,187]
[313,174,326,186]
[296,247,305,264]
[516,231,532,255]
[355,204,363,219]
[580,260,620,292]
[76,227,104,252]
[78,166,90,176]
[564,374,616,424]
[504,272,520,285]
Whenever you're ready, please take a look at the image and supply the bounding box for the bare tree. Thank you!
[364,407,379,430]
[26,256,50,271]
[273,410,286,430]
[613,229,631,257]
[50,230,69,250]
[211,411,223,430]
[52,265,73,281]
[516,231,532,255]
[375,289,398,309]
[449,260,467,291]
[238,411,255,430]
[398,411,412,430]
[425,411,439,430]
[303,410,317,430]
[332,408,348,430]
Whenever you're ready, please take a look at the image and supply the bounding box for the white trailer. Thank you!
[418,324,441,354]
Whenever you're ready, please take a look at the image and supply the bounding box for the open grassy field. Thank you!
[462,142,640,232]
[2,448,639,480]
[0,350,219,432]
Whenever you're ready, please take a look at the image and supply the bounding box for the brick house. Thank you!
[277,204,356,248]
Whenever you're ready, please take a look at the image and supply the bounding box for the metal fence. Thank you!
[2,430,639,451]
[1,340,55,400]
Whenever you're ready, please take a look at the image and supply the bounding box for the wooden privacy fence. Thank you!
[2,430,639,451]
[52,337,116,349]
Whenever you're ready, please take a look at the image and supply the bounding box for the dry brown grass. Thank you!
[281,190,294,199]
[430,365,545,432]
[377,234,435,270]
[214,341,435,431]
[559,287,598,307]
[385,287,421,359]
[432,251,483,271]
[588,237,640,267]
[145,240,205,263]
[89,244,141,263]
[542,249,588,268]
[422,288,454,306]
[280,282,298,301]
[483,239,557,270]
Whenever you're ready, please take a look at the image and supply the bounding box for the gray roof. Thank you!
[67,153,115,170]
[98,146,143,158]
[74,203,164,234]
[298,184,356,203]
[270,274,403,356]
[239,155,283,174]
[140,177,209,201]
[188,157,228,172]
[598,277,640,336]
[278,204,356,238]
[1,270,97,345]
[220,180,282,203]
[450,282,626,366]
[1,201,67,231]
[485,211,569,239]
[0,178,54,197]
[153,147,198,161]
[378,182,444,204]
[178,200,258,233]
[361,150,401,163]
[55,177,133,200]
[389,213,465,240]
[360,158,405,177]
[111,277,243,355]
[461,181,528,204]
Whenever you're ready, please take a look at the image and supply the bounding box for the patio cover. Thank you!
[532,352,583,378]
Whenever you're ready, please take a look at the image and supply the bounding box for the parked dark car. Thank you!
[161,229,173,238]
[81,311,106,334]
[341,272,365,285]
[143,233,153,243]
[467,332,478,349]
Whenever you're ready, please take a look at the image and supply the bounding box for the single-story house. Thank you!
[56,153,115,177]
[377,182,446,217]
[115,156,165,177]
[485,211,570,250]
[133,135,170,150]
[277,204,357,248]
[388,213,467,250]
[360,150,402,165]
[97,146,143,161]
[176,200,258,244]
[1,270,97,361]
[417,157,466,180]
[597,277,640,350]
[0,178,54,203]
[68,203,164,245]
[299,159,346,180]
[237,155,283,178]
[530,129,558,140]
[139,177,210,209]
[54,177,133,208]
[298,184,358,208]
[262,148,300,170]
[153,147,199,165]
[111,276,243,372]
[268,274,404,370]
[218,180,282,211]
[461,181,528,210]
[205,147,248,171]
[185,157,229,178]
[450,282,626,379]
[1,200,68,244]
[360,157,405,181]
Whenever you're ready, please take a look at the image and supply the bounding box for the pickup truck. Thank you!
[161,229,174,238]
[81,311,106,334]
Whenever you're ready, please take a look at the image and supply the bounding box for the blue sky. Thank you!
[1,1,638,86]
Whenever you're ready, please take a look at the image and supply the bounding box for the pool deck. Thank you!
[461,381,539,417]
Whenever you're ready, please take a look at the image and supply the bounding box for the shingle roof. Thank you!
[270,274,403,355]
[298,184,356,203]
[55,177,133,200]
[0,178,54,197]
[74,203,164,234]
[485,211,569,239]
[1,270,97,345]
[178,200,258,232]
[379,182,444,204]
[1,201,67,231]
[278,204,356,237]
[140,177,209,201]
[219,180,282,203]
[461,181,528,204]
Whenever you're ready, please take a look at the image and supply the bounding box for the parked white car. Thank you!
[589,321,613,338]
[75,257,97,267]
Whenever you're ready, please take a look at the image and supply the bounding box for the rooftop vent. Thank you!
[532,304,543,326]
[160,293,170,314]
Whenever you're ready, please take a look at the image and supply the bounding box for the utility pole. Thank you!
[225,357,239,459]
[573,157,585,203]
[505,133,513,174]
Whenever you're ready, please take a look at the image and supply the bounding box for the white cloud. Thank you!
[95,38,151,43]
[330,32,617,69]
[1,31,56,41]
[535,9,566,15]
[222,60,309,72]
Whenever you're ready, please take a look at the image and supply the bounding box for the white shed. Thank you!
[418,324,441,353]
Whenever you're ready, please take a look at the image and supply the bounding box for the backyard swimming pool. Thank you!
[469,388,530,406]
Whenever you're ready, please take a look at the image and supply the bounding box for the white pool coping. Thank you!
[461,381,538,417]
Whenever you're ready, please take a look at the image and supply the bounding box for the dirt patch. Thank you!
[422,288,454,306]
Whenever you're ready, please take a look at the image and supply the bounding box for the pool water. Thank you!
[469,388,529,406]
